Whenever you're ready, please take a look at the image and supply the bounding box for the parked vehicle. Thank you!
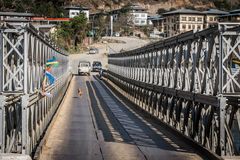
[114,32,120,37]
[89,47,99,54]
[78,61,91,76]
[92,61,102,72]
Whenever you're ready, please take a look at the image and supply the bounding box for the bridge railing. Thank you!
[107,23,240,157]
[0,23,71,155]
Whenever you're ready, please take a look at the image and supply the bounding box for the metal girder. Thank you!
[0,96,6,153]
[108,23,240,157]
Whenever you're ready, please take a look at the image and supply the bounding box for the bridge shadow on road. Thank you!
[85,75,206,160]
[40,75,206,160]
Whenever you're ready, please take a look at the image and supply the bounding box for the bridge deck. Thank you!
[40,76,206,160]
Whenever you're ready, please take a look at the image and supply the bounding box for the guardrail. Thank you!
[0,23,71,155]
[107,23,240,157]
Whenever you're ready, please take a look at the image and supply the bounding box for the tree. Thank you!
[185,5,196,10]
[213,0,231,10]
[114,12,133,36]
[169,7,176,11]
[157,8,167,15]
[55,13,89,50]
[94,14,108,40]
[0,0,65,17]
[71,14,88,48]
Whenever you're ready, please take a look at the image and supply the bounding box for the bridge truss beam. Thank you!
[0,23,71,155]
[107,23,240,157]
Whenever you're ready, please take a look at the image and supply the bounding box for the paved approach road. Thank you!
[69,36,150,74]
[40,75,207,160]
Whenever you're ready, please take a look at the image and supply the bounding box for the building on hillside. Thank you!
[219,9,240,22]
[64,6,90,20]
[0,12,34,22]
[89,12,108,19]
[109,8,122,22]
[162,9,205,37]
[128,4,148,26]
[108,4,148,26]
[148,15,164,33]
[203,9,228,28]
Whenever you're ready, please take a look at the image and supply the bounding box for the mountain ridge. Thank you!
[0,0,239,17]
[68,0,239,14]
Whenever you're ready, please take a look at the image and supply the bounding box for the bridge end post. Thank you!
[219,95,227,156]
[21,94,29,155]
[0,96,6,153]
[0,29,3,93]
[21,28,30,155]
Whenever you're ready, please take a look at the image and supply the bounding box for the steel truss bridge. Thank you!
[107,23,240,157]
[1,21,240,159]
[0,23,71,155]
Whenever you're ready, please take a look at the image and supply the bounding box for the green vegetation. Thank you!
[212,0,240,10]
[213,0,231,10]
[0,0,65,17]
[157,8,167,14]
[52,13,90,51]
[113,12,132,36]
[93,14,108,40]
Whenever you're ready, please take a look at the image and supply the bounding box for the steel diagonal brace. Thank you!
[3,34,24,60]
[222,66,240,91]
[3,36,24,60]
[3,63,24,90]
[222,36,240,61]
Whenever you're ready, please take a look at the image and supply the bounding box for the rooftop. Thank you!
[3,17,30,22]
[203,9,228,15]
[64,6,90,10]
[230,9,240,14]
[0,12,34,17]
[148,15,164,21]
[219,9,240,18]
[129,4,146,11]
[89,12,108,17]
[163,8,203,15]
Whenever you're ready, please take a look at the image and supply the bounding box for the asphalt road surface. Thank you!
[39,75,207,160]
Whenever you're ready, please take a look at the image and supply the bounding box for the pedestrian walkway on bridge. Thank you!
[39,76,206,160]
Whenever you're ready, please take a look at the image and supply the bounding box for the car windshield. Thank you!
[93,62,101,66]
[80,63,90,67]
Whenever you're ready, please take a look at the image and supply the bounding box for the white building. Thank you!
[129,4,148,26]
[64,6,90,20]
[162,8,229,37]
[203,9,228,28]
[162,9,205,37]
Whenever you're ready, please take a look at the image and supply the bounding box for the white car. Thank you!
[78,61,91,76]
[89,47,99,54]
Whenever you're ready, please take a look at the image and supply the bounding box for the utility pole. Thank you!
[110,15,113,36]
[92,15,95,42]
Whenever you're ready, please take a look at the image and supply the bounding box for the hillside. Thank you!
[0,0,239,16]
[69,0,215,14]
[67,0,240,14]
